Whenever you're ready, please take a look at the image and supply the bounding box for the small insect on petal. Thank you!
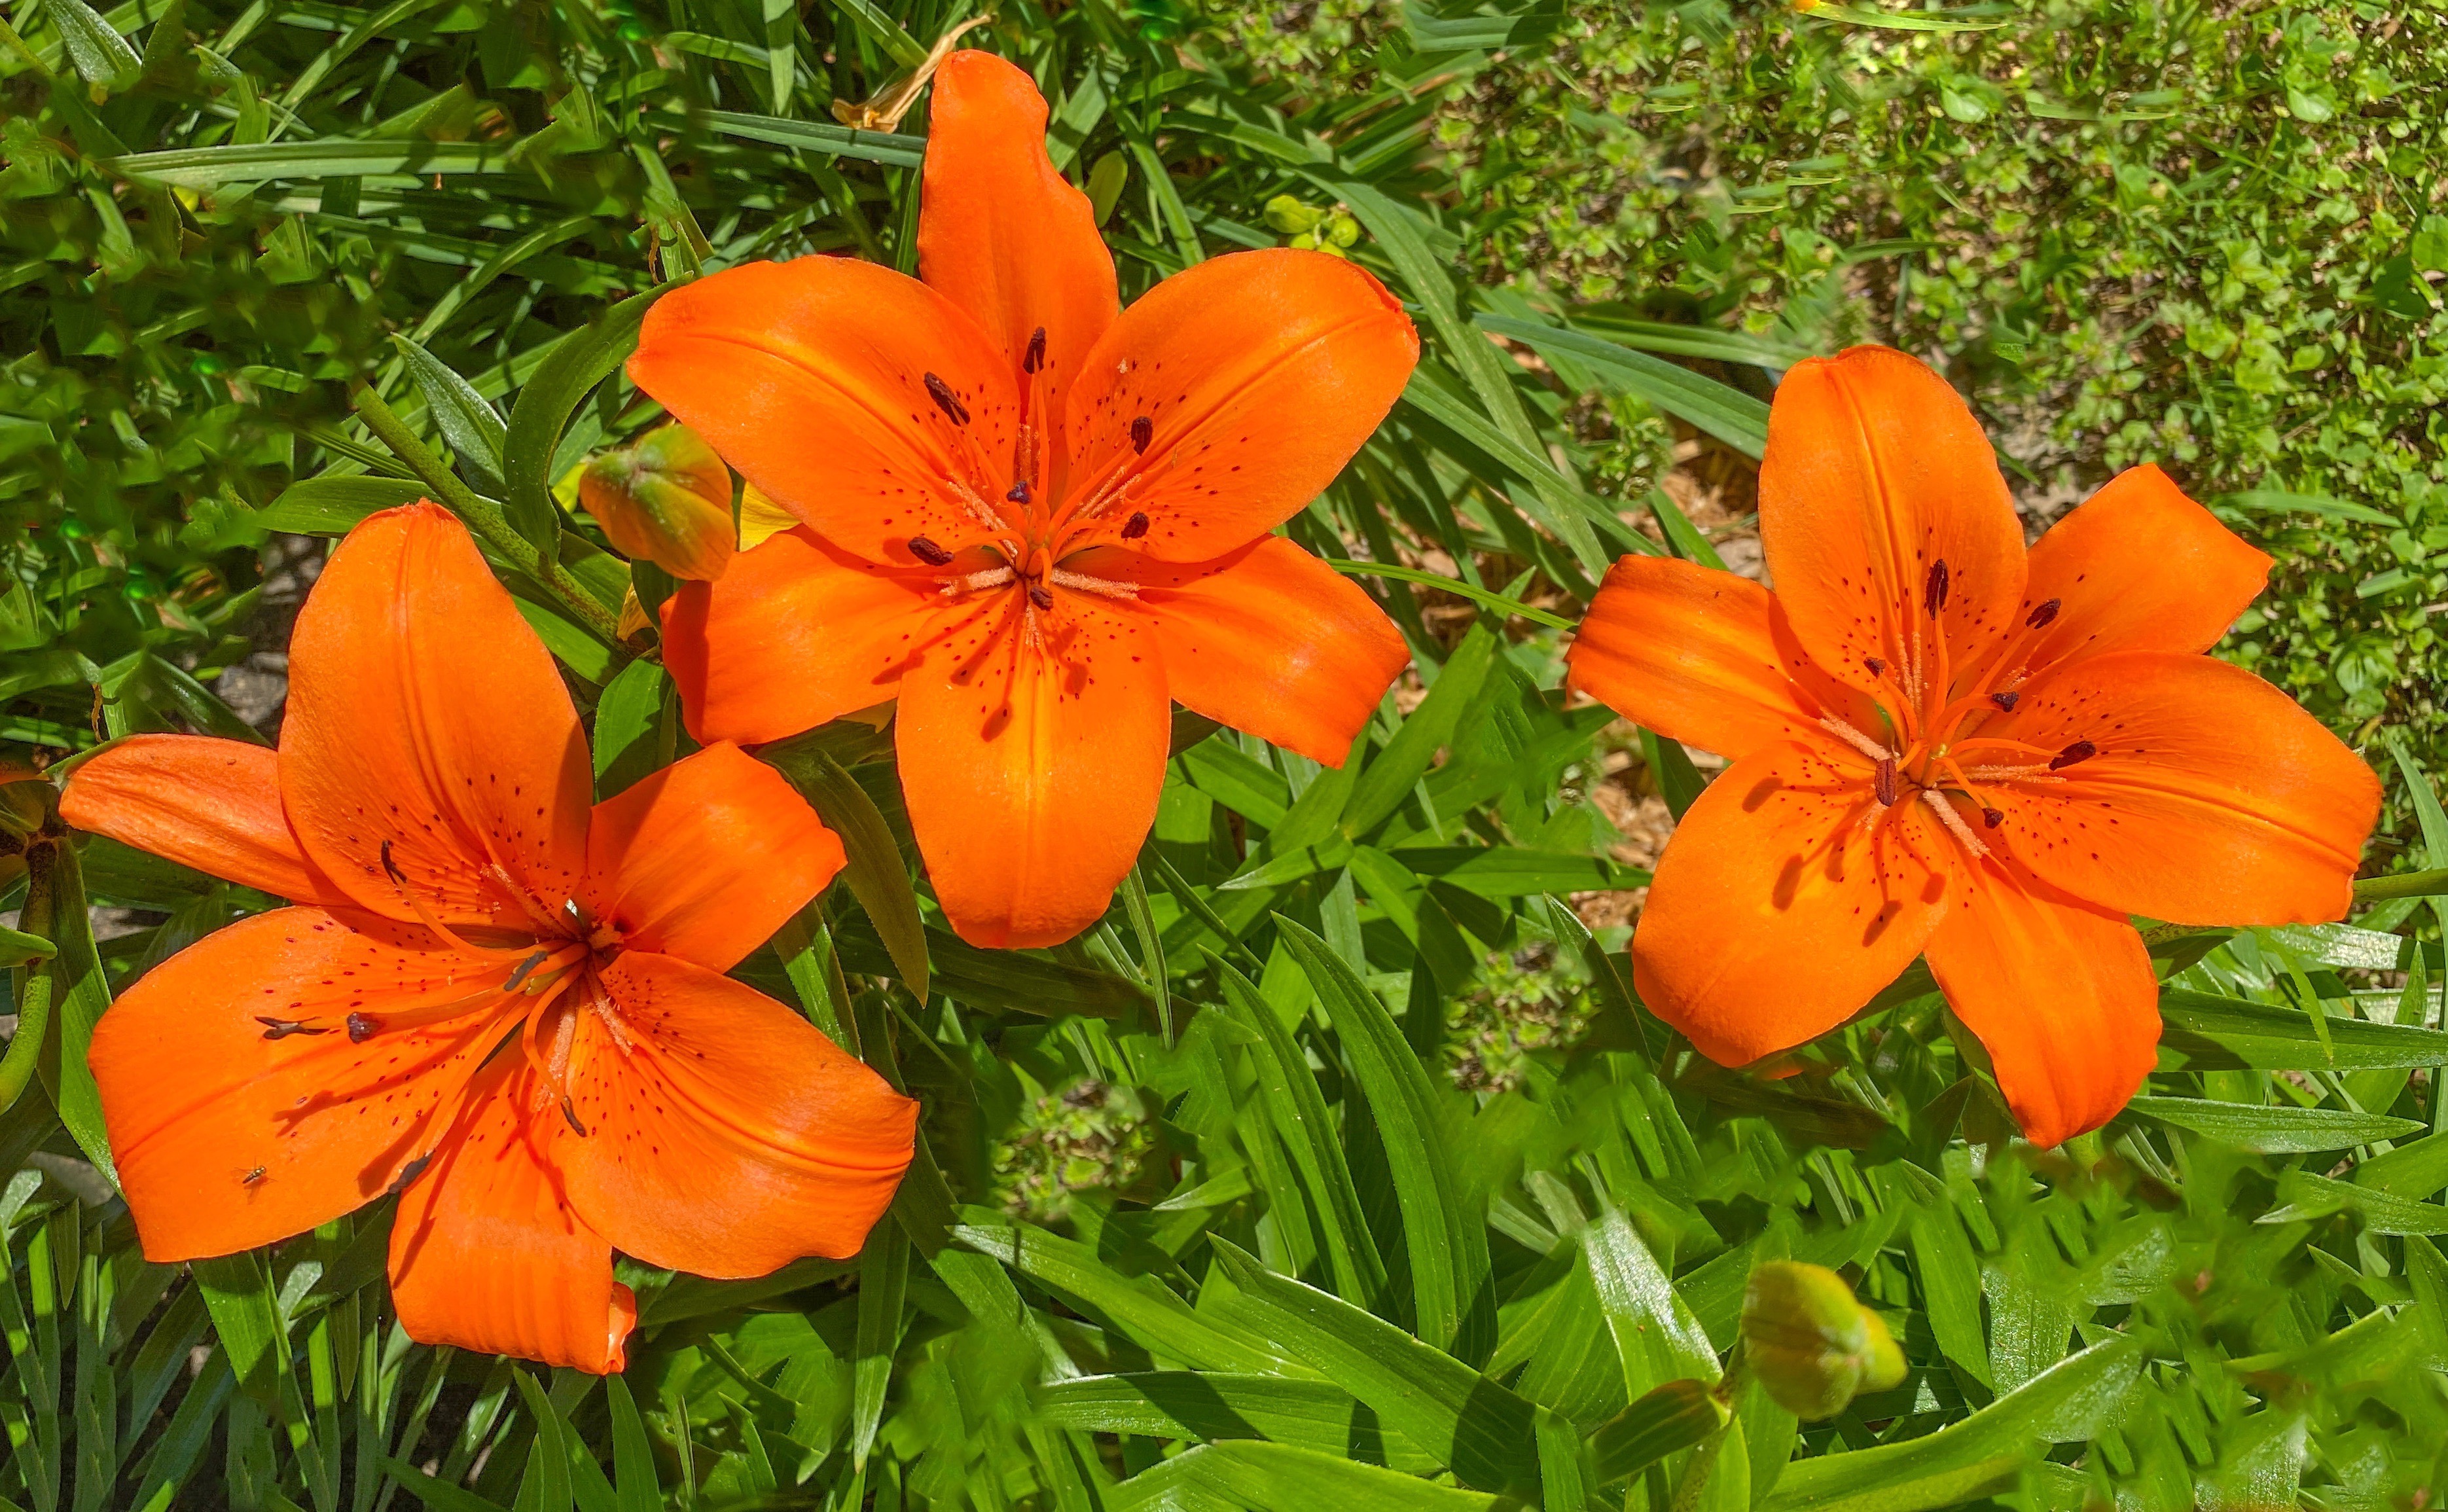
[1989,691,2019,711]
[2025,598,2062,630]
[907,535,954,566]
[240,1166,266,1186]
[386,1153,433,1197]
[1023,327,1047,374]
[1923,559,1949,615]
[2048,740,2098,771]
[1129,415,1152,454]
[256,1016,329,1041]
[1121,512,1150,540]
[924,372,969,426]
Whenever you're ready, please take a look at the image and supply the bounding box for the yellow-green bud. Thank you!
[579,424,736,581]
[1740,1261,1907,1420]
[1265,194,1325,236]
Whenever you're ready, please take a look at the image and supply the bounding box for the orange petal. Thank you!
[1116,535,1407,766]
[59,735,348,905]
[628,258,1020,567]
[583,742,846,973]
[2019,464,2271,670]
[1924,863,2159,1148]
[1977,650,2380,926]
[88,908,511,1261]
[662,526,946,747]
[1061,249,1418,560]
[1758,346,2026,701]
[558,952,916,1276]
[895,594,1170,947]
[919,49,1118,463]
[1632,742,1956,1066]
[1566,555,1875,763]
[389,1054,633,1373]
[280,503,590,929]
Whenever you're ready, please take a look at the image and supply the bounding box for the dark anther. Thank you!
[386,1153,433,1197]
[1924,559,1950,615]
[1864,657,1887,676]
[1121,512,1150,540]
[1006,481,1033,505]
[1981,807,2005,829]
[561,1098,590,1138]
[256,1016,330,1041]
[2048,739,2098,771]
[1874,757,1899,807]
[1023,327,1047,374]
[907,535,953,566]
[1989,691,2019,711]
[346,1013,380,1043]
[2025,598,2062,630]
[503,949,550,992]
[924,372,969,426]
[1129,414,1153,454]
[241,1166,266,1186]
[380,838,406,884]
[1028,584,1055,611]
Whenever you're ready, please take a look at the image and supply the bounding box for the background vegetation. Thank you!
[4,1,2447,1509]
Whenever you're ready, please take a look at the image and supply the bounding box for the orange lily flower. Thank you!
[629,50,1417,948]
[1566,347,2380,1147]
[60,503,916,1373]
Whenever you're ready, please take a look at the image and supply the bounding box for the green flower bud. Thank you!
[579,423,736,581]
[1265,194,1325,236]
[1740,1261,1907,1420]
[1325,210,1361,249]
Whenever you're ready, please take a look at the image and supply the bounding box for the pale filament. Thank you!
[1047,567,1138,600]
[1818,714,1893,765]
[941,566,1015,599]
[1920,790,1990,857]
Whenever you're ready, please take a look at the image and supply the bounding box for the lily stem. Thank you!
[0,841,58,1114]
[348,383,624,645]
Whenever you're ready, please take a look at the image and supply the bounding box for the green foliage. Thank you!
[3,1,2445,1510]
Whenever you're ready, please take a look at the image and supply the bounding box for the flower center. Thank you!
[903,331,1162,625]
[1816,563,2102,860]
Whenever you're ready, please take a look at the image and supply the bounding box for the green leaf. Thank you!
[1032,1373,1440,1473]
[48,0,141,89]
[604,1377,660,1512]
[759,743,929,999]
[1587,1380,1728,1486]
[1581,1202,1719,1397]
[1345,624,1497,839]
[1640,729,1708,819]
[952,1211,1297,1375]
[501,282,681,557]
[2156,990,2448,1071]
[1476,316,1770,458]
[190,1252,287,1407]
[851,1219,907,1468]
[1279,918,1492,1359]
[383,1460,515,1512]
[508,1370,573,1512]
[39,842,117,1185]
[393,336,509,495]
[257,475,428,535]
[1757,1338,2140,1512]
[590,657,672,800]
[1217,966,1388,1308]
[2121,1094,2422,1153]
[1209,1241,1542,1496]
[109,139,517,187]
[1110,1441,1503,1511]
